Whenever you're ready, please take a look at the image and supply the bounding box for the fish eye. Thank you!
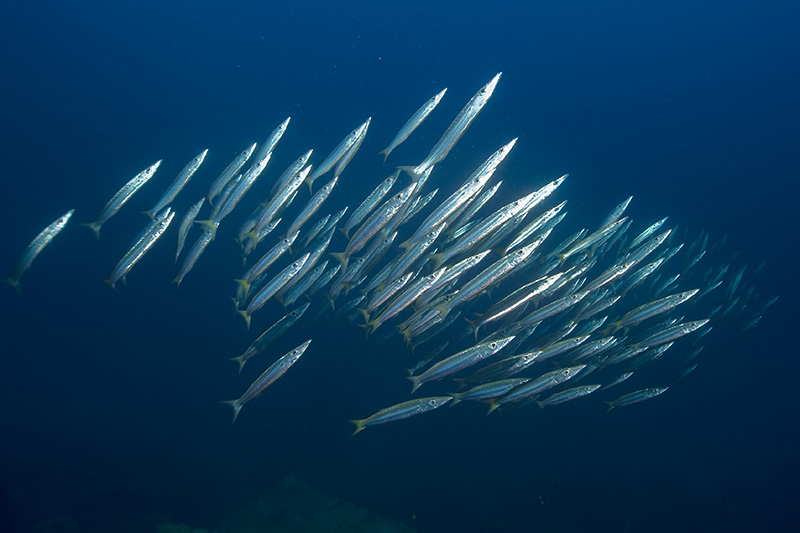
[428,399,437,406]
[490,342,497,349]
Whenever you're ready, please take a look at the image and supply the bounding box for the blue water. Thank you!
[1,1,798,532]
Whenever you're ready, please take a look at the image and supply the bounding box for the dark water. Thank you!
[1,1,798,532]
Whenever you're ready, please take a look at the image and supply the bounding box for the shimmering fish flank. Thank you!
[3,73,774,441]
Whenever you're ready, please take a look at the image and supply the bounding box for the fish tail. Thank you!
[358,308,370,323]
[397,165,422,182]
[535,401,544,409]
[604,402,615,413]
[242,230,258,251]
[399,328,413,348]
[397,238,413,252]
[326,295,337,312]
[234,279,250,300]
[140,210,155,221]
[367,319,380,335]
[350,419,366,436]
[171,274,183,290]
[433,303,450,322]
[3,276,21,294]
[220,400,242,425]
[230,355,246,374]
[342,281,353,297]
[102,278,116,292]
[485,400,500,416]
[407,375,421,394]
[329,252,349,272]
[429,253,445,271]
[195,219,218,240]
[453,378,467,391]
[448,393,462,407]
[79,221,102,240]
[378,148,390,164]
[465,316,481,342]
[356,323,370,339]
[237,310,252,331]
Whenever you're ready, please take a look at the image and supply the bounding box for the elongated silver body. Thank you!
[409,336,515,393]
[173,228,213,289]
[207,143,256,206]
[241,253,310,328]
[222,339,311,424]
[537,384,602,408]
[408,73,501,177]
[407,138,516,245]
[306,119,370,190]
[608,289,699,332]
[342,171,399,237]
[145,149,208,219]
[380,88,446,162]
[174,198,205,263]
[6,209,74,290]
[231,303,310,373]
[350,396,452,435]
[605,387,669,411]
[252,117,290,163]
[438,238,543,318]
[487,365,587,414]
[341,182,417,260]
[253,165,312,239]
[334,117,370,179]
[84,161,161,239]
[107,208,175,289]
[285,176,338,238]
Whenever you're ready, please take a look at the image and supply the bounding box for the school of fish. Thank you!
[3,73,776,435]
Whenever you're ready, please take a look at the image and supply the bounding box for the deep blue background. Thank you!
[1,1,798,532]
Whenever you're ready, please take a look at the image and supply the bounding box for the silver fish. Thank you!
[342,170,399,238]
[380,88,447,163]
[230,303,310,373]
[5,209,75,291]
[408,336,515,393]
[144,149,208,219]
[334,117,370,179]
[106,208,175,289]
[402,72,501,178]
[222,339,311,424]
[605,387,669,411]
[82,161,161,239]
[350,396,452,435]
[240,253,310,329]
[174,198,205,263]
[306,119,370,191]
[207,143,256,206]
